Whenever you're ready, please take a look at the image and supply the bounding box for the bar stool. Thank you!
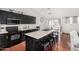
[52,32,58,51]
[41,41,49,51]
[53,32,58,42]
[49,38,54,51]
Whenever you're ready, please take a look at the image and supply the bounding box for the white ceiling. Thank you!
[1,8,79,18]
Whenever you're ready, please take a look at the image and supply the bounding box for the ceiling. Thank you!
[1,8,79,18]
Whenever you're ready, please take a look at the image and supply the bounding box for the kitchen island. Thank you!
[25,30,56,51]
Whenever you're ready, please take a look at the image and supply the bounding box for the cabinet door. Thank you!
[8,12,21,19]
[1,12,8,24]
[0,34,8,48]
[28,16,36,24]
[0,11,8,24]
[20,15,36,24]
[7,12,15,19]
[20,15,26,24]
[15,13,22,19]
[0,11,3,24]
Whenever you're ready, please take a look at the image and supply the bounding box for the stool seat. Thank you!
[42,42,49,47]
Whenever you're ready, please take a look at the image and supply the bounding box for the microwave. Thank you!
[7,18,20,25]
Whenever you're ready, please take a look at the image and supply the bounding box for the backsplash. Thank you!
[0,25,6,32]
[0,24,37,32]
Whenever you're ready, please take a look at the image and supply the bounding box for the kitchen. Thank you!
[0,8,60,51]
[1,8,79,51]
[0,0,78,59]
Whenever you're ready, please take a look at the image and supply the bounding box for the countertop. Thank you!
[25,30,55,39]
[0,31,8,34]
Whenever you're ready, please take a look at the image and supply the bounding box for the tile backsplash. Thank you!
[0,24,37,32]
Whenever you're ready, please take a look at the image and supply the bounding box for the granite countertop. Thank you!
[0,31,8,34]
[25,30,55,39]
[18,28,37,31]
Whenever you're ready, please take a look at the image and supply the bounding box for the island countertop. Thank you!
[25,30,55,39]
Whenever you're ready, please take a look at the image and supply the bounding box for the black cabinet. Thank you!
[0,10,36,24]
[25,36,41,51]
[7,12,21,19]
[7,12,21,25]
[25,33,52,51]
[0,10,8,24]
[7,12,14,18]
[0,34,8,48]
[20,15,26,24]
[26,16,36,24]
[20,15,36,24]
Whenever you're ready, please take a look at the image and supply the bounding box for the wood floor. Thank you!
[58,33,71,51]
[3,33,71,51]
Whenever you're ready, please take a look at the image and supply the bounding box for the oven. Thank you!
[6,26,23,47]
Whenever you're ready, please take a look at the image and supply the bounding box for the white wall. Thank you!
[61,17,79,33]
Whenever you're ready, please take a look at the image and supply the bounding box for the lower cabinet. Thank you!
[0,32,23,49]
[0,34,8,48]
[7,32,23,47]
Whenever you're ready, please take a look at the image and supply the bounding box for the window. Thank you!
[65,17,77,24]
[69,17,73,24]
[73,16,77,24]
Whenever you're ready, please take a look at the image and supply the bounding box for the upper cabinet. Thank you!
[20,15,36,24]
[0,10,36,24]
[0,10,8,24]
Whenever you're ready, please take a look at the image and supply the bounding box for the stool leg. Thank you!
[44,46,46,51]
[53,39,57,51]
[44,46,48,51]
[45,46,49,51]
[56,39,58,51]
[55,39,58,51]
[49,41,54,51]
[47,45,50,51]
[52,42,54,51]
[49,43,52,51]
[50,42,52,51]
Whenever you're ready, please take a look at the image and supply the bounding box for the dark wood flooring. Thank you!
[59,33,70,51]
